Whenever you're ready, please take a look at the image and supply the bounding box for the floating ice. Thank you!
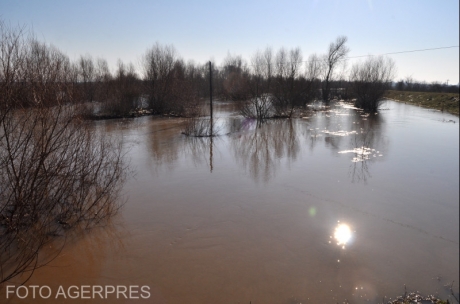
[338,146,383,162]
[323,130,357,137]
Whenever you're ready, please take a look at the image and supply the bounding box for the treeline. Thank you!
[221,36,396,116]
[393,77,459,93]
[5,17,458,122]
[1,22,398,120]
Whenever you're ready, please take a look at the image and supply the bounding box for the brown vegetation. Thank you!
[349,56,396,111]
[0,21,126,284]
[384,90,459,115]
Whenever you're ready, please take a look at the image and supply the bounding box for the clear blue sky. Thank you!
[2,0,459,84]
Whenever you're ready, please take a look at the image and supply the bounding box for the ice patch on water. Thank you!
[338,102,360,110]
[323,130,357,137]
[338,147,382,162]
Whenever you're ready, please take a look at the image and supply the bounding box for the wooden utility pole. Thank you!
[209,61,213,136]
[209,136,213,173]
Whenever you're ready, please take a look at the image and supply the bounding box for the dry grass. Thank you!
[384,90,459,115]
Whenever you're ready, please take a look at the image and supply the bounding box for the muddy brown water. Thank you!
[2,101,459,303]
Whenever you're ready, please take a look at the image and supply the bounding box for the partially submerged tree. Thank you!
[142,43,201,116]
[303,53,322,102]
[272,47,304,117]
[321,36,349,103]
[142,43,178,113]
[103,60,141,116]
[78,54,96,102]
[238,48,275,121]
[221,53,250,101]
[349,56,396,111]
[94,57,112,104]
[0,21,126,284]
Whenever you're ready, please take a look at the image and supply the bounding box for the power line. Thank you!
[242,45,459,67]
[346,45,459,59]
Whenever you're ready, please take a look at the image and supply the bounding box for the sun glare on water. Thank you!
[334,223,352,246]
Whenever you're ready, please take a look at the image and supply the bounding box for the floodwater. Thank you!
[3,100,459,303]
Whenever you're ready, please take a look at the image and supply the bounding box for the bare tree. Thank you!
[184,59,207,100]
[395,79,405,91]
[142,43,200,116]
[272,47,289,115]
[321,36,349,103]
[97,60,140,117]
[142,43,177,113]
[0,21,28,111]
[404,75,414,91]
[238,48,274,120]
[430,81,443,92]
[94,57,112,104]
[221,53,250,101]
[304,53,322,102]
[169,59,201,116]
[272,47,304,117]
[78,54,96,102]
[0,22,126,284]
[349,56,396,111]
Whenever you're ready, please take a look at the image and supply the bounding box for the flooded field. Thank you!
[3,100,459,303]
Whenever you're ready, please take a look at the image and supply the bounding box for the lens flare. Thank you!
[334,223,352,246]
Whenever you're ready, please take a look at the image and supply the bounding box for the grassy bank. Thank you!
[384,90,459,115]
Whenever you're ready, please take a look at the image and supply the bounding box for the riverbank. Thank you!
[384,90,459,115]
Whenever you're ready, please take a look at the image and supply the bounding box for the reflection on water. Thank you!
[6,101,458,304]
[230,119,299,183]
[339,147,380,162]
[145,118,185,169]
[334,222,353,247]
[1,219,128,303]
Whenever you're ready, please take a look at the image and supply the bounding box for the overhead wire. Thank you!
[241,45,459,67]
[345,45,459,59]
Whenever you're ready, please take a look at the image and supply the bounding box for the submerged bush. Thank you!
[349,56,396,112]
[0,104,127,284]
[0,22,127,284]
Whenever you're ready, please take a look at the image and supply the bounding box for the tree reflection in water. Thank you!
[183,136,218,171]
[146,119,184,171]
[230,119,299,183]
[143,102,388,183]
[300,105,388,184]
[348,113,387,183]
[146,119,219,173]
[349,132,372,183]
[7,219,127,288]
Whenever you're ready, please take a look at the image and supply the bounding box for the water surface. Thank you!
[4,100,459,303]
